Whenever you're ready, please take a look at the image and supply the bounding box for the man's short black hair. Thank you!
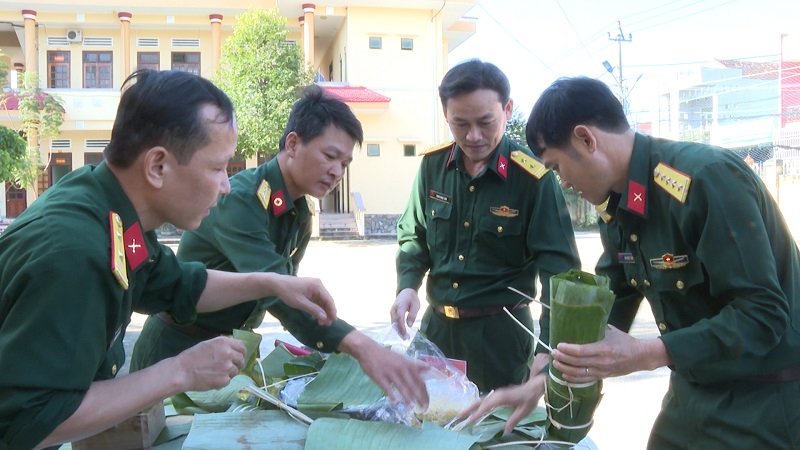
[279,85,363,150]
[104,69,235,168]
[438,59,511,109]
[526,76,629,157]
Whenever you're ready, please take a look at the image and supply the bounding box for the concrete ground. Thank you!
[122,231,668,449]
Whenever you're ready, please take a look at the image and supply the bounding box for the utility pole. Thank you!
[608,21,632,114]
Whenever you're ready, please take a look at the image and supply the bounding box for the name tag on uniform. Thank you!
[429,190,450,204]
[618,253,635,264]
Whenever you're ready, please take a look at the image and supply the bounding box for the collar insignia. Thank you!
[271,189,287,215]
[627,180,646,216]
[497,154,508,179]
[124,222,148,271]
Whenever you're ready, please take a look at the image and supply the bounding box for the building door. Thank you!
[6,184,26,218]
[50,153,73,186]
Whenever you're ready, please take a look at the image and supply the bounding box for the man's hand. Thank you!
[339,331,430,409]
[457,374,546,435]
[551,325,671,382]
[390,288,421,339]
[173,336,248,392]
[271,275,337,326]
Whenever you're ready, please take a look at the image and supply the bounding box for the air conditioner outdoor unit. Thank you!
[66,29,82,43]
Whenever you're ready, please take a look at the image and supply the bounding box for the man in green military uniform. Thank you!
[391,60,581,393]
[131,85,429,407]
[0,70,337,450]
[462,76,800,448]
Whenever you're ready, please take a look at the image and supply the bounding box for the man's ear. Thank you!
[573,125,597,154]
[142,147,168,189]
[284,132,300,158]
[503,98,514,121]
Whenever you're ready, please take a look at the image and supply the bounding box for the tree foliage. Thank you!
[215,8,313,159]
[14,72,65,195]
[0,124,26,182]
[506,107,527,146]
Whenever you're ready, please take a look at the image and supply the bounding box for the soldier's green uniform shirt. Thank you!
[0,163,207,450]
[397,136,580,392]
[597,133,800,449]
[131,156,354,371]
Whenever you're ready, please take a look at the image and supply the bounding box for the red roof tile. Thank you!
[321,85,390,103]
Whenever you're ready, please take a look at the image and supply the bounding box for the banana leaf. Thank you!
[183,375,258,413]
[547,269,615,444]
[182,410,308,450]
[232,329,263,382]
[297,352,384,411]
[305,417,482,450]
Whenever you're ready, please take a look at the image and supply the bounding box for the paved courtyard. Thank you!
[122,231,668,449]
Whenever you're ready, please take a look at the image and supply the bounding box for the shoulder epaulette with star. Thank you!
[256,179,271,211]
[306,195,316,216]
[419,141,454,156]
[510,150,548,180]
[653,162,691,203]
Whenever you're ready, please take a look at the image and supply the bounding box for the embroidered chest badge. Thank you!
[649,253,689,269]
[490,206,519,218]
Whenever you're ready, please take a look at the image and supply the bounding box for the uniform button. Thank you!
[432,210,436,217]
[458,254,465,261]
[497,226,503,233]
[463,221,470,228]
[316,341,324,349]
[644,280,651,287]
[630,234,638,242]
[630,278,638,286]
[469,185,476,192]
[658,322,667,331]
[452,282,459,289]
[676,280,685,289]
[111,364,118,375]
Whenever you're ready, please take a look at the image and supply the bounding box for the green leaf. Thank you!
[305,418,482,450]
[490,406,548,426]
[184,375,258,413]
[297,353,383,411]
[182,411,308,450]
[284,352,324,377]
[257,343,296,379]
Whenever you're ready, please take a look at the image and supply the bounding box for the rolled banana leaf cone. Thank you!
[546,269,615,444]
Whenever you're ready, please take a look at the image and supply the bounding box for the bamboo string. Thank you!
[502,307,552,352]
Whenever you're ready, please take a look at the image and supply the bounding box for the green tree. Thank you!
[8,72,65,198]
[0,124,26,182]
[215,8,313,159]
[505,107,527,145]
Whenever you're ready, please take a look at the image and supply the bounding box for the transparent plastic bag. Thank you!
[366,323,480,427]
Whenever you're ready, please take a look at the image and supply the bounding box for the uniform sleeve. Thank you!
[0,248,118,447]
[213,189,290,276]
[134,243,208,321]
[526,171,582,353]
[267,302,355,353]
[659,160,792,382]
[396,164,432,293]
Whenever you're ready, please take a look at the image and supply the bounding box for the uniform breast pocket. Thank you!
[650,261,704,296]
[477,216,525,265]
[426,199,452,250]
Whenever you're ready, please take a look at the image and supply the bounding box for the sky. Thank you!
[449,0,800,122]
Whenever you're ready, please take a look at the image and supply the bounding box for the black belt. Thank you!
[156,312,221,341]
[746,363,800,383]
[433,303,528,319]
